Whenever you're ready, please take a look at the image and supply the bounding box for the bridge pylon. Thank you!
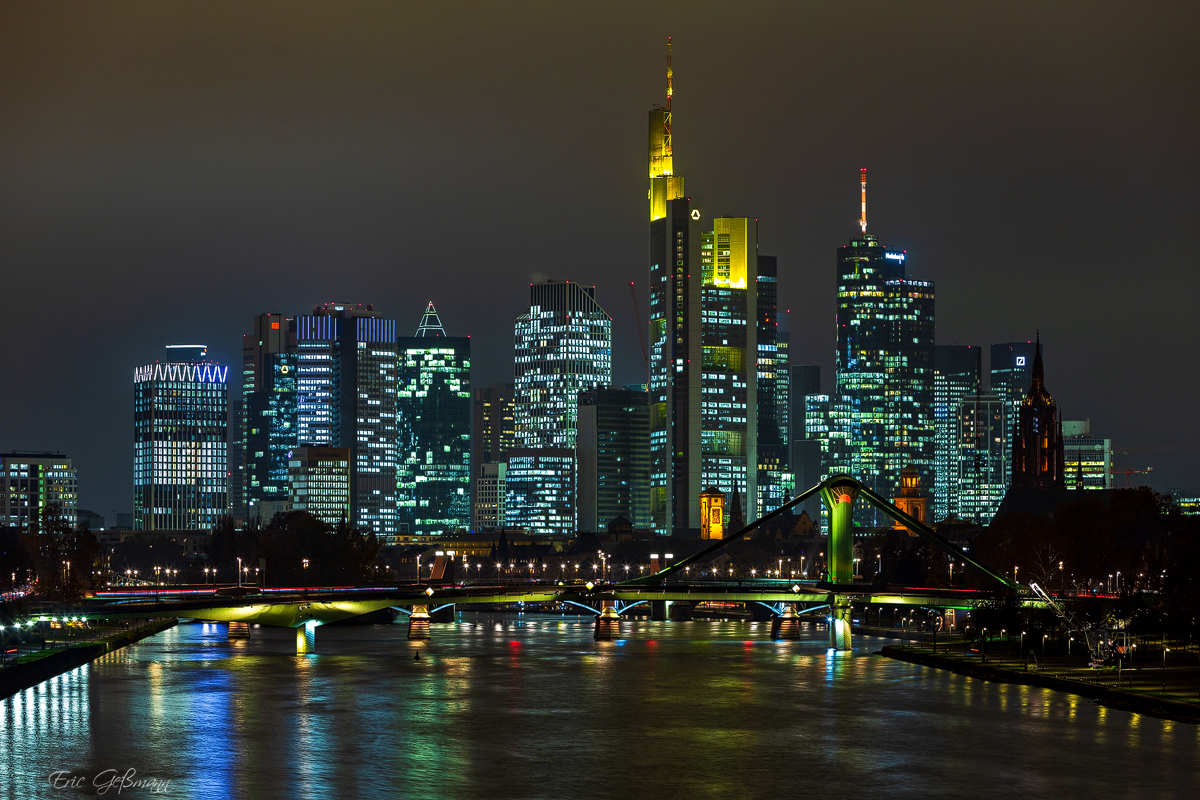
[408,605,432,640]
[820,475,861,651]
[296,620,317,654]
[771,605,801,640]
[594,601,620,641]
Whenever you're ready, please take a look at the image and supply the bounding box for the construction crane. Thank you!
[629,282,649,388]
[1110,466,1152,488]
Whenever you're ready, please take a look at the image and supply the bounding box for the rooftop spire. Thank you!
[860,168,868,235]
[415,302,445,337]
[1032,330,1044,388]
[663,36,673,158]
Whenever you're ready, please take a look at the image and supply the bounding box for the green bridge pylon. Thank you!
[624,473,1015,653]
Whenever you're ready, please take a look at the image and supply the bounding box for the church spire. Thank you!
[415,302,445,337]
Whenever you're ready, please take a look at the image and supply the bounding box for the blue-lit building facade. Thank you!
[755,254,789,516]
[504,448,575,536]
[294,304,398,541]
[133,345,228,530]
[397,303,472,536]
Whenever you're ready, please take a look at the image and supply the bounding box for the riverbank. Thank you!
[0,618,177,700]
[881,644,1200,724]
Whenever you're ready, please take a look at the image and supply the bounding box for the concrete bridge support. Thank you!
[408,605,431,640]
[296,621,317,654]
[669,601,694,621]
[771,605,801,640]
[829,596,853,650]
[594,602,620,641]
[650,600,668,621]
[227,621,251,640]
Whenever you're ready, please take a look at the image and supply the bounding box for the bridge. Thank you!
[70,475,1020,653]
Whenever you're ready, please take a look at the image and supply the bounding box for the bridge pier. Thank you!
[408,605,431,640]
[227,621,251,640]
[296,621,317,654]
[594,601,620,641]
[771,605,801,640]
[829,595,852,650]
[669,601,694,621]
[650,600,668,621]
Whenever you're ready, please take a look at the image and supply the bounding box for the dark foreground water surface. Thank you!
[2,615,1197,799]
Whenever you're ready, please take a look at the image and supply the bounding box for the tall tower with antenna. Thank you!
[860,168,868,235]
[649,37,685,222]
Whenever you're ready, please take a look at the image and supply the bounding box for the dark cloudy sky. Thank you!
[2,2,1197,518]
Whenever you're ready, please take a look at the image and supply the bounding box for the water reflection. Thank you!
[0,616,1197,799]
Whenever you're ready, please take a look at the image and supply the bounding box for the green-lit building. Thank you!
[397,303,472,536]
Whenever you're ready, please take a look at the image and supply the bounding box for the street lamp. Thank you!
[237,557,242,588]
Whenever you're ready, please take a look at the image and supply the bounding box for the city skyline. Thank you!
[2,5,1198,517]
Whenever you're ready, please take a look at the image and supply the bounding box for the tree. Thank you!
[20,503,99,599]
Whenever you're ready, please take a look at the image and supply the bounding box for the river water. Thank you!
[2,614,1197,799]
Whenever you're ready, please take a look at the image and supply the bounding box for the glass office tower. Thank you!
[577,388,651,531]
[955,393,1008,523]
[755,254,787,517]
[239,312,297,523]
[293,304,398,541]
[133,345,228,530]
[990,341,1040,487]
[835,177,934,521]
[513,281,612,450]
[287,446,351,527]
[933,345,980,520]
[397,303,472,536]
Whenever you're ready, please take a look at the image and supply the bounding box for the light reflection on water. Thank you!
[1,615,1197,799]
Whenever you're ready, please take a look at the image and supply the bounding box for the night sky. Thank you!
[2,2,1197,519]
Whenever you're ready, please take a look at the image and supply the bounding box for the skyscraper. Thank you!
[990,340,1039,486]
[933,345,981,520]
[504,448,575,536]
[835,170,934,519]
[775,310,791,453]
[1062,420,1113,490]
[473,462,506,531]
[397,303,472,536]
[2,452,78,530]
[788,365,823,519]
[470,383,514,529]
[577,388,651,531]
[293,303,398,540]
[513,281,612,450]
[239,312,296,523]
[648,41,700,536]
[756,254,787,516]
[955,393,1008,523]
[133,345,228,530]
[699,217,758,515]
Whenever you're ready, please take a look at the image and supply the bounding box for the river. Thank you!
[2,614,1197,798]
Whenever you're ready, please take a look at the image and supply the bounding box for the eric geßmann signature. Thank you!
[49,769,172,795]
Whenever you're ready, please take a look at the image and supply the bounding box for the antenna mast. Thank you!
[663,36,673,161]
[860,168,868,235]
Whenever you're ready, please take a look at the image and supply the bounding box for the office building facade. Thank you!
[133,346,229,530]
[990,341,1039,486]
[294,304,398,540]
[2,453,78,530]
[239,313,297,522]
[756,254,787,516]
[504,448,575,536]
[933,345,981,520]
[1062,420,1113,490]
[473,462,506,531]
[577,388,651,531]
[287,446,351,527]
[834,173,934,520]
[397,303,472,536]
[470,383,514,528]
[513,282,612,450]
[954,393,1008,523]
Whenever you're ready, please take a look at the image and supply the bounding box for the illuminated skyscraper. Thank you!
[473,462,506,531]
[933,345,980,520]
[756,255,787,516]
[513,281,612,449]
[647,40,700,535]
[1062,420,1112,490]
[955,393,1008,523]
[2,452,77,530]
[133,345,228,530]
[470,382,514,528]
[397,303,472,536]
[990,340,1040,486]
[238,313,296,523]
[293,303,398,540]
[699,216,758,516]
[504,448,575,535]
[835,171,934,521]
